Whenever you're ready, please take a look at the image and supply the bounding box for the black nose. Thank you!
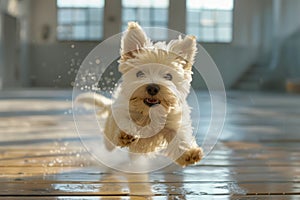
[146,84,160,96]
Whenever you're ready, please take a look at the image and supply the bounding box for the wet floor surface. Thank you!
[0,90,300,199]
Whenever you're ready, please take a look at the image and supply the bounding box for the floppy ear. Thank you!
[168,35,197,69]
[120,22,149,60]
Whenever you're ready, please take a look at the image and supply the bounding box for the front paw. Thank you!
[118,132,137,147]
[176,147,203,167]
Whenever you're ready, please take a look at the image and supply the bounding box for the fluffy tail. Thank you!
[75,93,112,117]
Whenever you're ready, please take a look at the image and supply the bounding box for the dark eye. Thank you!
[136,71,145,78]
[164,73,172,81]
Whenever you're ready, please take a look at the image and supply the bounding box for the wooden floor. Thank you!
[0,89,300,199]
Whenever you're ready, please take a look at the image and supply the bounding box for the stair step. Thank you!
[234,64,269,90]
[238,82,260,90]
[240,74,262,82]
[250,67,268,74]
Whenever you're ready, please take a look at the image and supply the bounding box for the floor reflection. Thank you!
[1,91,300,199]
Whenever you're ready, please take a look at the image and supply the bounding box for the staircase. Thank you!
[232,63,269,90]
[234,28,300,91]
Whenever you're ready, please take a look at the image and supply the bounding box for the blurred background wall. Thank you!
[0,0,299,90]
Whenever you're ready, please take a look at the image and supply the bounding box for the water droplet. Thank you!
[71,44,75,48]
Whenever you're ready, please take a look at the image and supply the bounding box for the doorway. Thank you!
[2,13,20,88]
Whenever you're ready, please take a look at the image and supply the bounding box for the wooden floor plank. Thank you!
[0,182,242,195]
[0,197,146,200]
[0,166,299,183]
[0,181,299,196]
[0,196,300,200]
[1,90,300,198]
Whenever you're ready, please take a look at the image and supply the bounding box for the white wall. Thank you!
[201,0,274,87]
[19,0,299,89]
[266,0,300,88]
[29,0,99,87]
[0,0,31,89]
[30,0,56,44]
[0,1,4,89]
[28,0,276,89]
[278,0,300,39]
[18,0,32,87]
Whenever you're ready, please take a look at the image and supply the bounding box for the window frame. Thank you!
[121,0,169,41]
[56,0,104,42]
[54,0,235,44]
[186,0,235,44]
[121,7,169,29]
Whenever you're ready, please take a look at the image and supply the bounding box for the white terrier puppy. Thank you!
[78,22,203,167]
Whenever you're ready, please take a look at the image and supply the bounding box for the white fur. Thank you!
[121,22,151,55]
[77,22,203,167]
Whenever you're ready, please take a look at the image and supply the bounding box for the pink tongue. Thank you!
[148,99,157,103]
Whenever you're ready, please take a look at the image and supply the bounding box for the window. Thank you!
[122,0,169,40]
[57,0,104,41]
[186,0,234,43]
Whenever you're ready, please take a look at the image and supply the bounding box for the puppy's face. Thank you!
[129,68,178,113]
[117,22,197,125]
[118,63,179,125]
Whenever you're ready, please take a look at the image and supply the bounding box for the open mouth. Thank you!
[143,98,161,107]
